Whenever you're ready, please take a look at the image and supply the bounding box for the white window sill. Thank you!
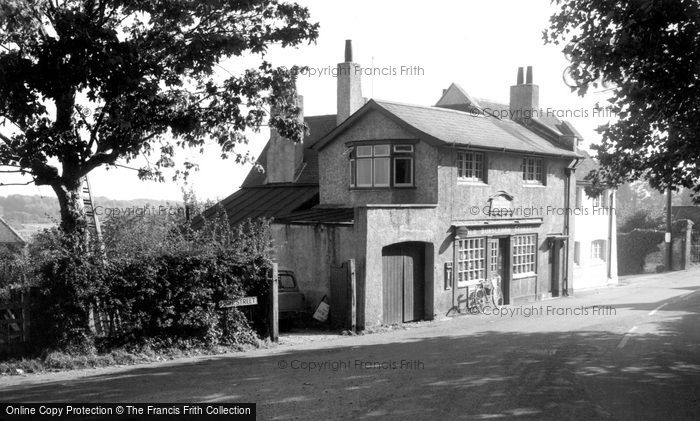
[512,272,537,279]
[457,180,488,187]
[522,183,546,188]
[457,280,483,288]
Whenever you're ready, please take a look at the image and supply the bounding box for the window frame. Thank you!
[457,151,486,183]
[591,239,606,262]
[512,234,538,277]
[522,157,545,185]
[456,237,486,286]
[349,142,415,189]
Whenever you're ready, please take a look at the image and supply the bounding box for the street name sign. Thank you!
[219,296,258,308]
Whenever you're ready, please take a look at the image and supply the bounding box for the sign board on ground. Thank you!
[313,298,330,322]
[219,296,258,308]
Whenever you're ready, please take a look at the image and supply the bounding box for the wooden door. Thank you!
[382,243,425,324]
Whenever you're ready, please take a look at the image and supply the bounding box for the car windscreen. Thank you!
[278,274,296,289]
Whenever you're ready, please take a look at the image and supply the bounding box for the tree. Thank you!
[544,0,700,199]
[0,0,318,233]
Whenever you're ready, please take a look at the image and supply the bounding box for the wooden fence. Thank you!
[0,291,30,356]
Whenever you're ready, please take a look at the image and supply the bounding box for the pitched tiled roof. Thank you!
[575,150,600,183]
[242,114,336,187]
[193,184,319,228]
[367,100,581,157]
[0,216,25,244]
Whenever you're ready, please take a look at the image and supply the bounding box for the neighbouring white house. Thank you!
[572,152,618,290]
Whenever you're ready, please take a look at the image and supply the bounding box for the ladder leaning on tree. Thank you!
[80,175,116,336]
[80,175,103,243]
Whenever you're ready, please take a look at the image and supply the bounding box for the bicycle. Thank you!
[472,274,504,313]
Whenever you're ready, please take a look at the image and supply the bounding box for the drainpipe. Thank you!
[563,158,580,297]
[607,190,615,279]
[452,228,458,313]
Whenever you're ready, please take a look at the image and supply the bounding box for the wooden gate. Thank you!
[382,243,425,324]
[329,260,356,331]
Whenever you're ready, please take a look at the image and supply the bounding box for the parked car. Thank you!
[278,269,305,320]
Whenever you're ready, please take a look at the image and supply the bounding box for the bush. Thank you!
[617,229,665,275]
[17,207,273,356]
[619,210,663,233]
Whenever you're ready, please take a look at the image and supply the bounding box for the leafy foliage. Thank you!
[15,209,273,354]
[544,0,700,199]
[616,229,664,275]
[619,210,663,233]
[0,0,318,231]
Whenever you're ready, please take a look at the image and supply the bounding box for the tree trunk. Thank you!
[52,182,87,235]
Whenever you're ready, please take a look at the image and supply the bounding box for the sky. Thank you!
[0,0,613,202]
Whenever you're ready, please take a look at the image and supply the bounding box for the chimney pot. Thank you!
[526,66,533,84]
[345,40,353,62]
[516,67,524,85]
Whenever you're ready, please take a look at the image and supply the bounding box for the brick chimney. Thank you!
[510,66,539,121]
[337,40,364,125]
[265,94,304,184]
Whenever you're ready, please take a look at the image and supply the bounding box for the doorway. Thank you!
[549,239,565,297]
[488,237,510,304]
[382,242,426,324]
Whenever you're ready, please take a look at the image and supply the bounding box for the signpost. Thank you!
[219,296,258,308]
[269,263,279,343]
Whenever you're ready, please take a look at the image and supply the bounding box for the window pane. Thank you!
[394,157,412,185]
[374,145,390,156]
[394,145,414,153]
[357,159,372,186]
[357,146,373,157]
[374,157,390,186]
[350,159,356,186]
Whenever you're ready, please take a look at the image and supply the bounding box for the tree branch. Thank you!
[0,178,37,187]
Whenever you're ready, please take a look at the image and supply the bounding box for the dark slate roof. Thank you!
[277,207,355,224]
[0,216,25,244]
[242,114,336,187]
[575,150,599,183]
[194,184,319,228]
[473,98,585,141]
[366,100,581,157]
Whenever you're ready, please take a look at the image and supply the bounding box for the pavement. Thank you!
[2,270,700,420]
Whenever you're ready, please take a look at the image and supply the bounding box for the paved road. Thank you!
[2,270,700,420]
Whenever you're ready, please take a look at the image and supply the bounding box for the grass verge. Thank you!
[0,340,272,376]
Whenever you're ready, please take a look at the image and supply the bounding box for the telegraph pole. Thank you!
[665,186,673,271]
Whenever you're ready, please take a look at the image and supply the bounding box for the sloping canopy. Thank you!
[192,184,319,228]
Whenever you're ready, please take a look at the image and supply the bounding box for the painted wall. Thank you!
[318,110,438,206]
[354,206,440,327]
[349,148,578,326]
[436,147,576,303]
[572,187,618,290]
[271,223,356,312]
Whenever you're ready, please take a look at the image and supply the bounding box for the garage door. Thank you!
[382,242,425,324]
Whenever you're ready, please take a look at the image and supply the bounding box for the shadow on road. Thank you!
[2,295,699,420]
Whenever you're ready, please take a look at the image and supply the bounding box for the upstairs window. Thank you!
[522,157,545,184]
[457,151,485,182]
[591,193,606,208]
[350,144,414,188]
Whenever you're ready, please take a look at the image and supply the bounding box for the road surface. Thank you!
[2,270,700,420]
